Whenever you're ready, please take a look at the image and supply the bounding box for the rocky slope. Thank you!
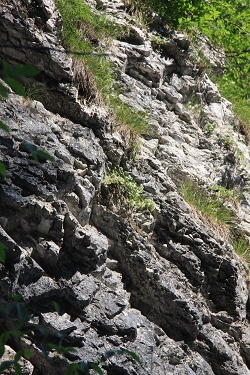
[0,0,250,374]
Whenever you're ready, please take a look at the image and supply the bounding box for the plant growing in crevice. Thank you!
[23,82,49,104]
[217,134,245,163]
[231,234,250,269]
[181,179,250,268]
[181,179,238,226]
[203,122,217,136]
[103,167,155,212]
[55,0,149,137]
[211,184,242,205]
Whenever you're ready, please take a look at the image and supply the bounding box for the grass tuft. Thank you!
[181,180,238,226]
[231,235,250,269]
[181,179,250,268]
[55,0,149,136]
[103,168,155,211]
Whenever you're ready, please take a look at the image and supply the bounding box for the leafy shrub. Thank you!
[129,0,249,127]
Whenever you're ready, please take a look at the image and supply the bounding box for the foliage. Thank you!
[231,234,250,268]
[0,62,39,98]
[181,179,238,226]
[203,122,217,136]
[104,168,155,211]
[211,184,241,202]
[130,0,249,126]
[181,180,250,267]
[55,0,149,135]
[216,77,250,127]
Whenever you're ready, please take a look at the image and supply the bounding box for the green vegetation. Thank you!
[56,0,249,132]
[103,168,155,211]
[231,235,250,269]
[181,180,238,226]
[181,179,250,267]
[211,184,241,202]
[216,78,250,128]
[203,123,217,136]
[129,0,249,127]
[55,0,149,135]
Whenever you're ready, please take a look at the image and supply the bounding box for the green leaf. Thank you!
[12,294,23,302]
[35,149,55,162]
[64,363,80,375]
[0,339,5,357]
[78,362,89,373]
[40,342,49,357]
[8,330,22,339]
[22,142,54,162]
[16,303,30,324]
[0,243,6,263]
[10,65,40,78]
[0,360,13,372]
[47,343,59,351]
[52,301,60,312]
[0,162,6,178]
[23,349,31,360]
[2,61,10,75]
[3,77,25,97]
[14,351,22,362]
[0,83,8,98]
[0,121,10,133]
[88,363,103,375]
[3,303,16,315]
[104,350,115,359]
[124,349,142,365]
[14,362,22,375]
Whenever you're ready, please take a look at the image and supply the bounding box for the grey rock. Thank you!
[70,225,108,270]
[0,1,250,374]
[14,276,60,301]
[32,240,60,273]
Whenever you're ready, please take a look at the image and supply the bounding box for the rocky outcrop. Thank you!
[0,1,250,374]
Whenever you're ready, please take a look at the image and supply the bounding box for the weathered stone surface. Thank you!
[1,345,34,375]
[69,225,108,269]
[0,0,250,374]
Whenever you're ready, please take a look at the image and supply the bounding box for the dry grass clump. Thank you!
[233,114,250,146]
[181,179,250,269]
[72,59,102,105]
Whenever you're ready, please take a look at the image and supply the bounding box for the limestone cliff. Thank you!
[0,1,250,374]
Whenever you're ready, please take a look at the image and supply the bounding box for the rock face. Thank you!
[0,1,250,374]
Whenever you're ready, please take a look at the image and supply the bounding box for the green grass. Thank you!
[216,77,250,128]
[103,168,155,211]
[181,180,238,226]
[55,0,149,135]
[127,0,250,131]
[231,235,250,269]
[181,180,250,268]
